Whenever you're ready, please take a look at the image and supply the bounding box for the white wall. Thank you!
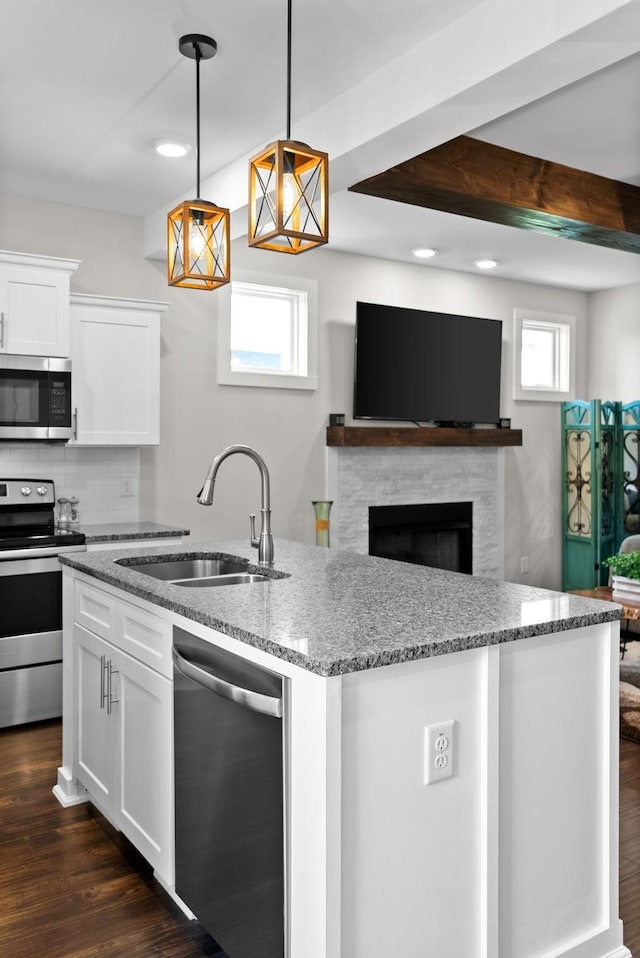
[0,193,599,588]
[588,283,640,402]
[207,240,589,590]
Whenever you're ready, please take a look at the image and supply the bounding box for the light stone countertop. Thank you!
[77,521,190,543]
[60,538,622,677]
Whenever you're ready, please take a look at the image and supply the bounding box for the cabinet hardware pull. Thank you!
[73,407,78,440]
[100,654,108,710]
[0,312,5,349]
[107,661,119,716]
[172,647,283,718]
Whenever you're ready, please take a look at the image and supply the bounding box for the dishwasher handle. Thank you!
[172,647,283,719]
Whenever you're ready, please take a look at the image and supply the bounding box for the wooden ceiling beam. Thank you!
[349,135,640,255]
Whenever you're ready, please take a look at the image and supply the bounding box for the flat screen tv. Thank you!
[353,301,503,425]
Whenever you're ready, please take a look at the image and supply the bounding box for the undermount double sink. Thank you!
[117,555,288,589]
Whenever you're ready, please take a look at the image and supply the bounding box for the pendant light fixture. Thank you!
[167,34,230,289]
[248,0,328,253]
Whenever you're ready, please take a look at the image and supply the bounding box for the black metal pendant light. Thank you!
[248,0,328,253]
[167,34,231,289]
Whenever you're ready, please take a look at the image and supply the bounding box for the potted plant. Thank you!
[604,550,640,599]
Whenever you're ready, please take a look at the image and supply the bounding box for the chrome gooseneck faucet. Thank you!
[196,445,274,565]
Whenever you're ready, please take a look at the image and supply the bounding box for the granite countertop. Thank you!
[76,521,190,543]
[59,538,622,677]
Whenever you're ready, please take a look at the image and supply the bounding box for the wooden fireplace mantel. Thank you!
[326,425,523,448]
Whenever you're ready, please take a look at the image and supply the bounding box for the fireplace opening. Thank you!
[368,502,473,574]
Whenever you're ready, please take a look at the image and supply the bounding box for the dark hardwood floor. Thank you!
[0,720,225,958]
[1,720,639,956]
[620,736,640,955]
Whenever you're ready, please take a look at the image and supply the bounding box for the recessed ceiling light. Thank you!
[474,258,498,269]
[154,140,191,158]
[412,247,437,259]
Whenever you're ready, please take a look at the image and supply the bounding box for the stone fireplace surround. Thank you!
[326,445,505,579]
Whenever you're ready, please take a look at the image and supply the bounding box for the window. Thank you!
[513,309,575,402]
[217,270,318,390]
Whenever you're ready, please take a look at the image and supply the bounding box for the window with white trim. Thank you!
[217,271,318,390]
[513,308,575,402]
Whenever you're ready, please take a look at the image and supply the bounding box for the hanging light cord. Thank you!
[194,39,202,198]
[286,0,292,140]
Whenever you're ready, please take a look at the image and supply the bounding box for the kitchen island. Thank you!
[56,539,629,958]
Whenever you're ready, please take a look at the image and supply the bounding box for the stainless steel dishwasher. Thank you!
[173,626,287,958]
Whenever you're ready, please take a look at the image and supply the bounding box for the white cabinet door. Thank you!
[70,293,167,445]
[73,624,114,813]
[115,648,173,879]
[0,252,80,356]
[72,600,173,882]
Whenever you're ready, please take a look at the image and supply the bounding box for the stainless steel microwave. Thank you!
[0,355,73,441]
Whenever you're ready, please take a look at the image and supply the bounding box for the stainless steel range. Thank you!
[0,478,86,727]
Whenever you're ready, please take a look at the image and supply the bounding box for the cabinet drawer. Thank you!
[117,600,172,678]
[74,579,116,640]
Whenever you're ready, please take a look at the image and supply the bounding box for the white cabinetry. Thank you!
[74,625,114,808]
[72,578,173,882]
[0,250,80,356]
[70,293,167,445]
[57,559,628,958]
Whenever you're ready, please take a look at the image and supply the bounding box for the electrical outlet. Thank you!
[120,476,135,497]
[424,719,455,785]
[520,556,529,574]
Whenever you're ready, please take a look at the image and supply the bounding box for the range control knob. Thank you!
[36,486,49,496]
[20,486,32,497]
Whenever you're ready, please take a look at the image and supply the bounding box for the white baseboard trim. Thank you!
[53,765,89,807]
[52,784,89,807]
[544,923,632,958]
[153,871,195,919]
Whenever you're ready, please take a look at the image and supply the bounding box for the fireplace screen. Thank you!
[368,502,472,574]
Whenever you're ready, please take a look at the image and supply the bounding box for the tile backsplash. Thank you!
[0,444,140,525]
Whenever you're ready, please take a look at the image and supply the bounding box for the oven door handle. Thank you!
[0,555,62,576]
[0,545,87,561]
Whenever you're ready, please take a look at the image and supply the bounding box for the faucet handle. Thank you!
[249,513,259,549]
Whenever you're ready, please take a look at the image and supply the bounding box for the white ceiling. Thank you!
[1,0,639,292]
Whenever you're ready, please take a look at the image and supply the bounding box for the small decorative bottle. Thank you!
[312,500,333,548]
[69,496,80,525]
[57,497,71,528]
